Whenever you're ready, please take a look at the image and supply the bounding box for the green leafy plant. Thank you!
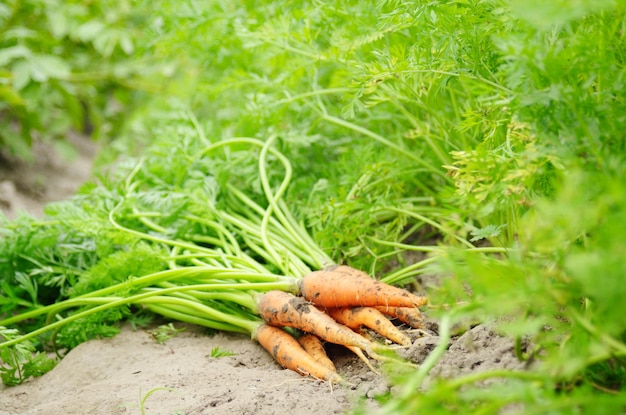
[0,0,175,159]
[210,347,235,358]
[0,326,56,386]
[372,1,626,414]
[135,387,178,415]
[149,323,185,345]
[0,133,437,385]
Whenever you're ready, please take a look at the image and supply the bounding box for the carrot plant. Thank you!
[369,1,626,414]
[0,133,441,384]
[134,0,624,412]
[101,0,511,273]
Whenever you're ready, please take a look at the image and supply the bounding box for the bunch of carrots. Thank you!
[255,265,427,383]
[0,136,429,384]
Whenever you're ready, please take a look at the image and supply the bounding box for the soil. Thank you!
[0,135,526,415]
[0,133,97,220]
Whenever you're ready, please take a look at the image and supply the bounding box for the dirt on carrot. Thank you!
[374,306,425,329]
[255,324,342,384]
[257,290,375,355]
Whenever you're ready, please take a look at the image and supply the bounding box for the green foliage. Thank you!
[0,130,326,383]
[447,120,561,235]
[0,326,56,386]
[0,0,174,159]
[374,2,626,413]
[54,311,124,349]
[385,165,626,414]
[468,224,506,243]
[210,346,235,358]
[150,323,185,345]
[118,0,521,269]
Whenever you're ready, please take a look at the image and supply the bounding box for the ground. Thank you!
[0,136,526,415]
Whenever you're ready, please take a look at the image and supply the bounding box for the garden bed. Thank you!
[0,140,523,415]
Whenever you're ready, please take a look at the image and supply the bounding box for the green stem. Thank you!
[381,257,439,285]
[183,215,243,256]
[135,296,260,334]
[258,135,323,269]
[188,137,328,271]
[216,210,312,274]
[570,310,626,355]
[145,304,251,334]
[384,206,475,248]
[1,267,290,328]
[224,187,331,269]
[134,209,170,234]
[0,297,120,327]
[367,236,508,254]
[378,83,451,166]
[109,203,223,258]
[266,88,350,108]
[149,284,258,311]
[321,114,448,180]
[397,315,452,399]
[0,279,294,348]
[277,199,333,267]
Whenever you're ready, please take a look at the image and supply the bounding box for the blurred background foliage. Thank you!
[0,0,175,158]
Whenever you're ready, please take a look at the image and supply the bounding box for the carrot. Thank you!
[256,290,375,355]
[255,324,342,383]
[297,334,336,372]
[299,265,427,308]
[374,305,425,329]
[326,306,412,346]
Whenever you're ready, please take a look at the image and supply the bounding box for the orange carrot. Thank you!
[255,324,341,383]
[299,265,427,308]
[374,305,425,329]
[297,334,336,372]
[256,290,374,355]
[326,306,412,346]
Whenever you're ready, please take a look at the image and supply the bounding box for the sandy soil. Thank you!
[0,136,526,415]
[0,133,97,220]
